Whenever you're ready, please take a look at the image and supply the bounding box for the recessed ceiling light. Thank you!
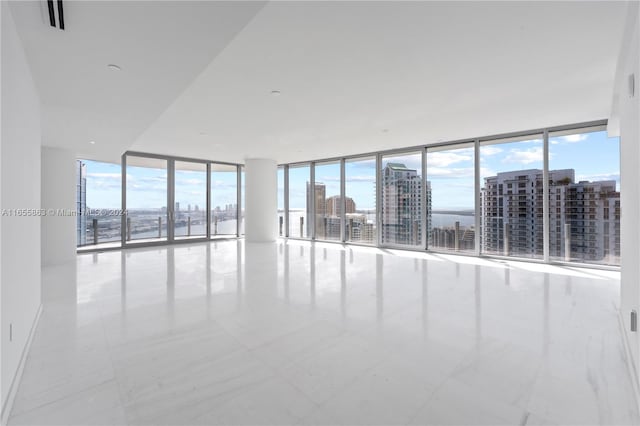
[270,90,281,96]
[89,140,96,145]
[107,64,121,71]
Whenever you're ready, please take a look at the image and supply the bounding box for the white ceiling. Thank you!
[8,1,628,164]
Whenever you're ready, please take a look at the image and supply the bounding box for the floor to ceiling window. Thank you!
[548,129,620,266]
[81,121,619,269]
[210,164,238,237]
[380,151,424,248]
[288,164,311,238]
[314,161,341,241]
[480,135,544,259]
[174,161,207,240]
[427,143,476,253]
[125,156,169,243]
[76,159,122,247]
[345,156,377,245]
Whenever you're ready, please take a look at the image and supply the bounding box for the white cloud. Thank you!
[427,167,474,178]
[176,178,205,186]
[87,172,121,179]
[86,172,121,191]
[503,147,543,165]
[479,167,496,179]
[211,180,237,189]
[561,134,588,143]
[427,151,472,167]
[480,146,503,156]
[550,134,589,145]
[346,159,376,169]
[344,175,376,183]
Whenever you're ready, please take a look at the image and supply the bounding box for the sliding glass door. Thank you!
[174,161,208,240]
[125,156,169,243]
[210,164,238,237]
[123,153,241,246]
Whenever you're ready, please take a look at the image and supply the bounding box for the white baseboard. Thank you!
[1,303,42,426]
[618,310,640,415]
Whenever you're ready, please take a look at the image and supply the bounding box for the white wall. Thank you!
[41,147,77,266]
[1,2,42,420]
[244,158,277,242]
[616,2,640,389]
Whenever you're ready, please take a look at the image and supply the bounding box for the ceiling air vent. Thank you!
[46,0,65,30]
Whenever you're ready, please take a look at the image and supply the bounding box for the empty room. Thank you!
[2,1,640,425]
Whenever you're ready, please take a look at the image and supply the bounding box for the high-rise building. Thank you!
[482,168,620,262]
[549,179,620,263]
[76,160,87,246]
[326,195,356,216]
[345,213,375,243]
[481,168,553,256]
[381,163,427,245]
[306,182,326,237]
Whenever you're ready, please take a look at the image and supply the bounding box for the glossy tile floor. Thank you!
[9,240,639,425]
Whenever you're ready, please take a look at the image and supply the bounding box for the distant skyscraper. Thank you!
[381,163,427,245]
[306,182,326,237]
[345,213,375,243]
[76,160,87,245]
[326,195,356,217]
[175,202,180,212]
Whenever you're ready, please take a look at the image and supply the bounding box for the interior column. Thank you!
[244,158,277,242]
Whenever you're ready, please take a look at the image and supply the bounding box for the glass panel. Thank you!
[381,152,423,247]
[480,136,543,258]
[427,143,475,253]
[548,130,620,265]
[288,164,311,238]
[76,159,122,247]
[314,161,341,241]
[210,164,238,237]
[174,161,207,239]
[345,156,377,245]
[277,167,285,237]
[125,156,168,242]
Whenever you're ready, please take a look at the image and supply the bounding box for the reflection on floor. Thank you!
[9,239,639,425]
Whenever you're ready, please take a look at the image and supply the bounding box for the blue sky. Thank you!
[83,131,619,211]
[83,161,239,209]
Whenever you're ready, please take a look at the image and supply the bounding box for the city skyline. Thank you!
[81,131,618,211]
